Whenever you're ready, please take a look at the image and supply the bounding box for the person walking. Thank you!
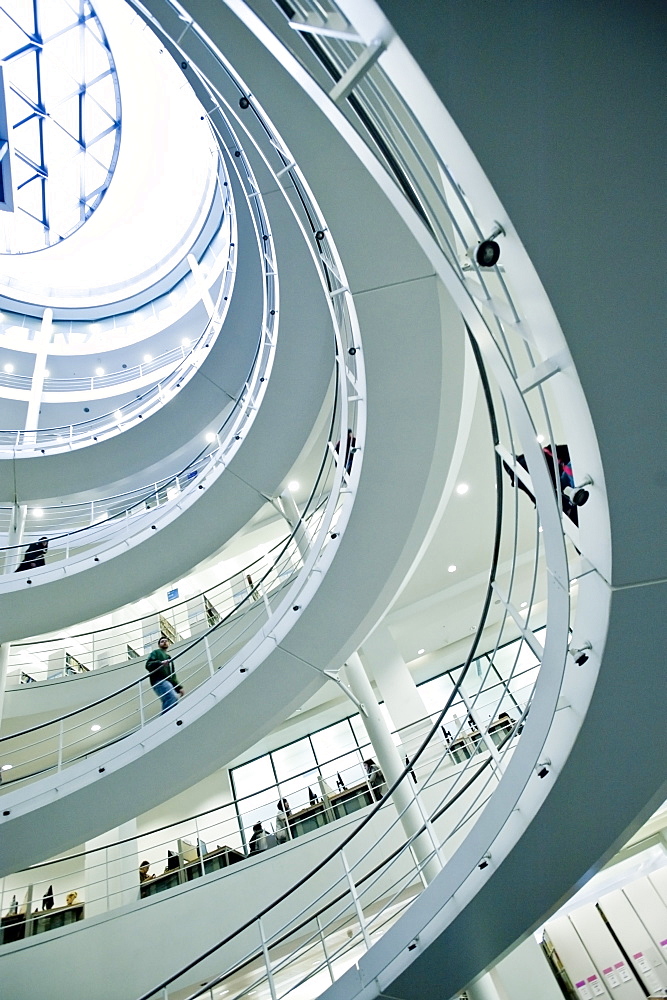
[145,637,184,714]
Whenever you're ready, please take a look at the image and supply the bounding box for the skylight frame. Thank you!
[0,0,121,254]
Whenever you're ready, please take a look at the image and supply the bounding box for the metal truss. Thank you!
[0,0,121,253]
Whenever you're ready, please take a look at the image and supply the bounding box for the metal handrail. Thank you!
[0,34,366,800]
[0,668,533,935]
[0,493,325,758]
[95,3,595,999]
[0,158,234,454]
[0,119,277,581]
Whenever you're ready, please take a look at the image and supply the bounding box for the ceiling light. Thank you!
[538,526,543,533]
[95,367,104,376]
[448,565,457,573]
[44,369,50,377]
[456,483,469,495]
[91,724,101,733]
[417,648,425,655]
[32,508,44,518]
[114,410,122,420]
[521,602,528,608]
[3,363,13,373]
[206,432,216,442]
[288,480,299,492]
[536,434,545,443]
[143,354,152,363]
[1,763,12,771]
[181,338,190,346]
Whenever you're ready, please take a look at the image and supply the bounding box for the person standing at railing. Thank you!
[145,637,184,714]
[275,798,292,843]
[15,536,48,572]
[364,758,387,801]
[249,822,269,853]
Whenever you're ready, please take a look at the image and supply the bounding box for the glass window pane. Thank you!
[310,720,358,768]
[419,673,455,715]
[491,636,539,680]
[349,714,368,749]
[318,749,366,791]
[238,787,280,839]
[277,769,322,814]
[509,663,540,709]
[272,737,317,783]
[232,754,274,801]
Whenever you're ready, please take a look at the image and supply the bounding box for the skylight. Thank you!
[0,0,121,254]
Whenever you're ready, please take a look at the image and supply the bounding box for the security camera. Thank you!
[563,475,593,507]
[476,239,501,267]
[569,641,592,666]
[466,223,505,268]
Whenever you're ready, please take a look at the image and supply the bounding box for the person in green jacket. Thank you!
[145,637,184,714]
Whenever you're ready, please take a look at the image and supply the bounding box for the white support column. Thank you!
[360,627,439,771]
[25,307,53,431]
[277,488,310,563]
[342,653,441,884]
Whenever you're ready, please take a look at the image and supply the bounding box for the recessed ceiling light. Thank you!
[538,526,543,533]
[114,410,122,420]
[536,434,545,443]
[417,648,425,655]
[205,432,216,442]
[1,763,12,771]
[91,724,101,733]
[143,354,152,363]
[448,565,457,573]
[95,367,104,376]
[288,480,299,492]
[456,483,469,495]
[3,363,13,373]
[181,338,190,346]
[32,508,44,518]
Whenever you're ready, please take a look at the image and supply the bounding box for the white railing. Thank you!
[0,160,234,455]
[99,1,606,998]
[0,114,279,582]
[0,498,325,788]
[0,32,366,807]
[4,529,305,683]
[0,660,535,940]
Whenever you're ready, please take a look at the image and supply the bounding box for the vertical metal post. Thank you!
[316,914,335,984]
[57,718,64,772]
[258,916,278,1000]
[341,849,371,949]
[460,691,504,778]
[203,634,214,678]
[138,683,145,728]
[195,815,205,878]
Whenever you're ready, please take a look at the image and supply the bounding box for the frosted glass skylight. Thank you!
[0,0,121,254]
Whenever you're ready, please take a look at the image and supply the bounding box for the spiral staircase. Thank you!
[0,2,664,1000]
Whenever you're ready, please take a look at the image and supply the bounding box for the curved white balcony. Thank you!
[0,4,655,1000]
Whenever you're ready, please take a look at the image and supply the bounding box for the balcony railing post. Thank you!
[341,848,371,949]
[316,914,335,984]
[258,916,278,1000]
[57,719,64,772]
[138,683,145,728]
[203,634,214,678]
[195,815,205,878]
